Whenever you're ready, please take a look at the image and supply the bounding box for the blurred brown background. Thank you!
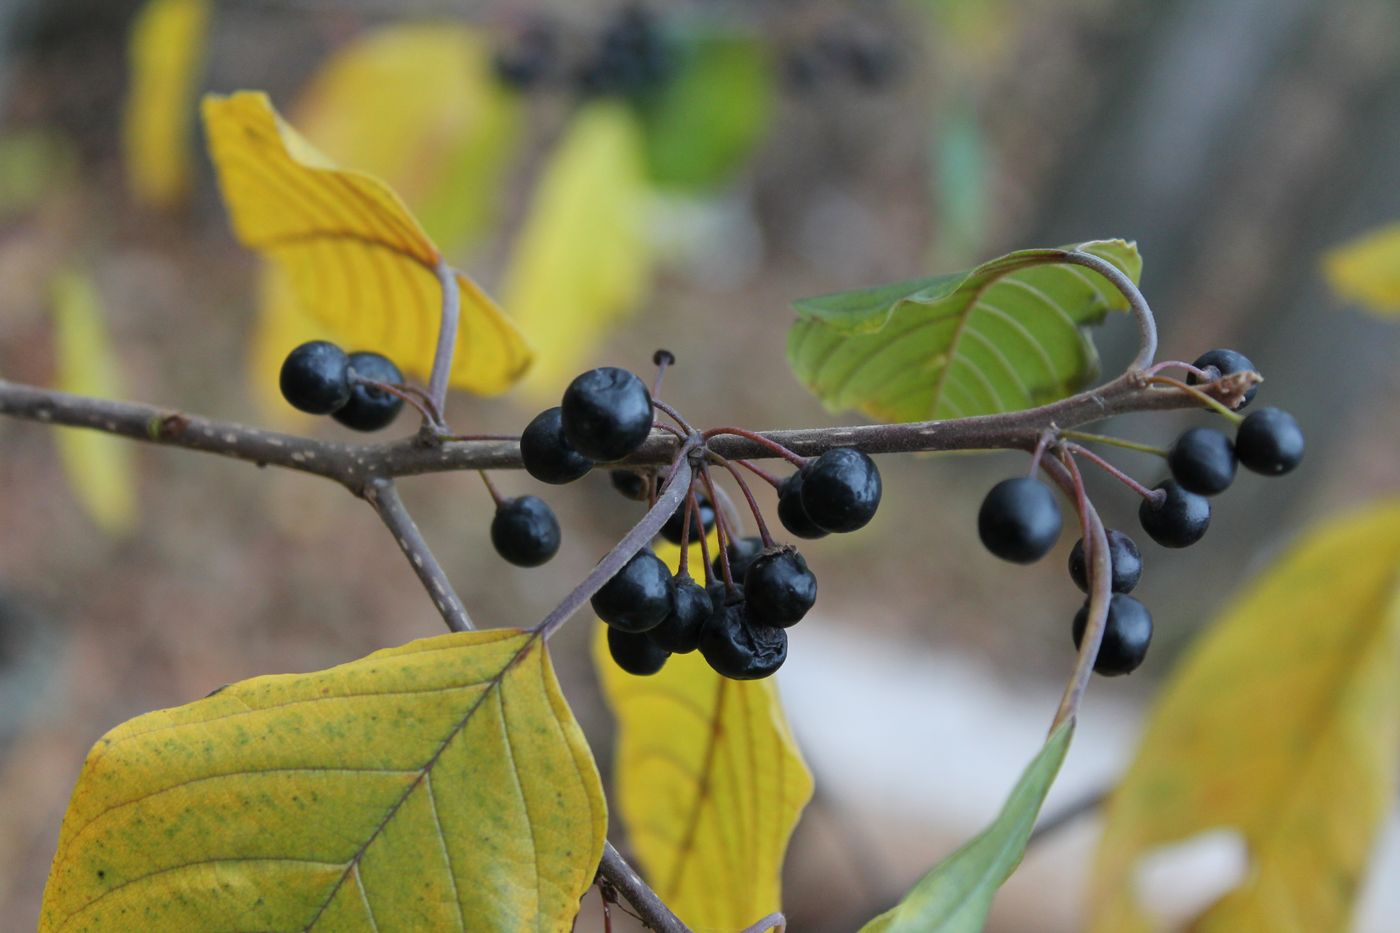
[1,0,1398,930]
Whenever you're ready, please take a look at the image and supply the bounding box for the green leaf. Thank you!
[787,240,1141,422]
[862,721,1073,933]
[639,35,773,191]
[41,629,606,931]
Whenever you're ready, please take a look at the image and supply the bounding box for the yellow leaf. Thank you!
[1323,223,1400,315]
[247,265,332,426]
[1088,503,1400,933]
[203,91,531,395]
[49,272,138,536]
[504,103,651,397]
[593,541,813,931]
[41,628,605,931]
[123,0,210,208]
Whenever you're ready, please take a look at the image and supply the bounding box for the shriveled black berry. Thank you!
[647,575,713,654]
[978,477,1062,563]
[744,548,817,627]
[710,536,764,587]
[1168,427,1237,496]
[1138,480,1210,548]
[608,627,669,676]
[332,351,404,432]
[1188,348,1258,408]
[560,367,654,462]
[521,407,593,485]
[699,599,788,680]
[1068,530,1142,594]
[610,469,650,501]
[799,448,882,533]
[777,473,828,540]
[280,340,351,415]
[660,496,715,545]
[591,550,674,633]
[1235,407,1304,476]
[1072,594,1153,676]
[490,496,561,568]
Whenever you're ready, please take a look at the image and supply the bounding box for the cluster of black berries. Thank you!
[279,340,405,431]
[494,6,674,98]
[784,29,901,93]
[977,348,1303,677]
[599,447,882,681]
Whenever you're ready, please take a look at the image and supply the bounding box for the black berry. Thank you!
[647,575,713,654]
[1068,530,1143,595]
[1235,408,1304,476]
[490,496,561,568]
[608,627,669,676]
[1168,427,1237,496]
[1138,480,1210,548]
[610,469,650,501]
[978,477,1062,563]
[493,22,556,90]
[591,550,674,633]
[1072,594,1153,676]
[744,548,818,627]
[560,367,654,462]
[798,448,882,533]
[279,341,351,415]
[332,351,404,432]
[777,473,828,540]
[521,407,593,485]
[710,536,764,586]
[699,599,788,680]
[1188,348,1258,408]
[660,496,715,545]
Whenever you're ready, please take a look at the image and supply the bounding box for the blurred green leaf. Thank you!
[639,36,773,191]
[787,240,1140,421]
[862,722,1073,933]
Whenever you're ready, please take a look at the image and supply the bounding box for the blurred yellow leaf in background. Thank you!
[123,0,210,208]
[1323,223,1400,316]
[203,91,531,396]
[505,103,652,397]
[49,271,138,536]
[1089,502,1400,933]
[593,541,812,931]
[248,265,330,427]
[41,629,605,931]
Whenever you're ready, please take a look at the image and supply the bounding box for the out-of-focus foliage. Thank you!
[1323,223,1400,316]
[1090,503,1400,933]
[0,130,77,219]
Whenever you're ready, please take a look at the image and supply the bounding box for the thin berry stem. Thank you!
[363,478,473,633]
[1066,443,1164,504]
[1027,429,1054,477]
[694,500,714,585]
[348,375,442,427]
[1145,360,1215,381]
[1147,375,1245,424]
[676,491,695,577]
[651,397,694,434]
[711,454,775,549]
[735,459,783,489]
[477,470,504,507]
[703,427,806,468]
[700,464,738,591]
[1060,430,1168,458]
[651,348,676,399]
[1045,453,1108,734]
[427,259,461,418]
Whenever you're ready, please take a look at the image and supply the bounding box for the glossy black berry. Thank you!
[744,548,818,627]
[1188,348,1258,408]
[331,351,404,432]
[608,627,669,676]
[660,496,715,545]
[490,496,561,568]
[978,477,1062,563]
[1168,427,1237,496]
[700,599,788,680]
[647,575,713,654]
[1138,480,1210,548]
[610,469,650,501]
[711,536,764,586]
[777,473,828,540]
[1235,407,1304,476]
[1068,530,1143,595]
[1073,594,1153,676]
[279,340,351,415]
[799,448,882,533]
[591,550,674,633]
[560,367,653,462]
[521,407,593,485]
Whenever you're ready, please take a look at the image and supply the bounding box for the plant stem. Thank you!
[363,478,473,632]
[477,470,504,507]
[735,459,783,489]
[427,259,460,417]
[598,843,691,933]
[1046,453,1109,733]
[711,454,774,549]
[1065,443,1163,503]
[703,427,806,467]
[1147,375,1245,424]
[1061,430,1168,458]
[1058,249,1157,371]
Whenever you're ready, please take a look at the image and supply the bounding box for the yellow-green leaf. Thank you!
[41,628,605,931]
[49,271,138,536]
[1323,223,1400,316]
[593,542,813,930]
[1089,503,1400,933]
[862,722,1073,933]
[247,265,331,426]
[504,103,651,396]
[203,91,531,395]
[123,0,210,208]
